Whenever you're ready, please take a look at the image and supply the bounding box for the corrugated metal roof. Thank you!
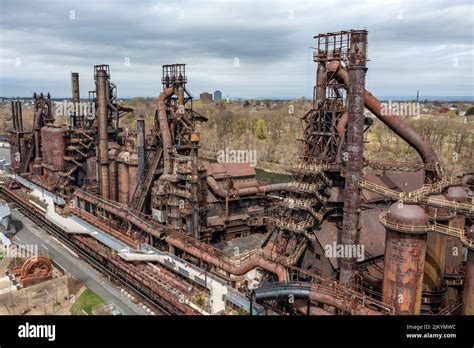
[385,170,425,192]
[315,208,386,269]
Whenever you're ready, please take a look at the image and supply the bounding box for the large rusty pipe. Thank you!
[336,111,349,135]
[164,233,288,282]
[157,87,174,175]
[309,284,383,315]
[315,62,327,108]
[74,189,288,281]
[97,69,110,199]
[255,283,383,315]
[74,190,164,239]
[327,61,440,178]
[207,176,287,198]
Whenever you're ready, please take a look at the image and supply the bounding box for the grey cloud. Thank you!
[1,0,473,98]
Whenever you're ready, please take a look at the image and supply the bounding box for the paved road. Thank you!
[8,207,149,315]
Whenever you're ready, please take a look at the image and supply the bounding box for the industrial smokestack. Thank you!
[71,72,80,128]
[96,67,110,200]
[17,101,23,132]
[339,30,368,287]
[137,119,145,177]
[11,101,18,132]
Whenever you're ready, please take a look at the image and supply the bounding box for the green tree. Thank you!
[466,106,474,116]
[235,117,247,135]
[254,119,266,140]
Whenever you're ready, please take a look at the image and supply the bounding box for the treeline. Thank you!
[194,99,308,168]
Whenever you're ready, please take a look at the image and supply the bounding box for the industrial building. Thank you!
[1,30,472,316]
[213,90,222,102]
[199,92,212,103]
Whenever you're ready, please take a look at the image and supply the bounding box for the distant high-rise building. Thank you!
[199,92,213,103]
[214,90,222,101]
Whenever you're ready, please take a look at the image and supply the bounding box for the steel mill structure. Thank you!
[3,30,473,316]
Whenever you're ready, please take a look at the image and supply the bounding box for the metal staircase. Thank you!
[129,149,163,212]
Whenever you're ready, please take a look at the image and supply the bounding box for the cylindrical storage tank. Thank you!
[381,203,428,314]
[443,186,467,303]
[117,151,130,205]
[463,225,474,314]
[109,148,119,202]
[128,153,139,203]
[422,194,449,313]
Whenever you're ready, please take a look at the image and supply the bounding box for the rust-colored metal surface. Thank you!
[327,61,441,180]
[6,29,473,316]
[340,30,368,286]
[156,87,174,175]
[12,255,53,287]
[96,66,110,199]
[463,225,474,314]
[382,203,428,314]
[128,153,139,203]
[117,151,130,205]
[41,125,68,186]
[71,72,81,128]
[108,148,119,202]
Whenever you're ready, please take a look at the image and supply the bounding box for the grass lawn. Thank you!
[70,288,105,315]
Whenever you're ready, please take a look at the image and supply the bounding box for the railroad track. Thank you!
[0,186,178,315]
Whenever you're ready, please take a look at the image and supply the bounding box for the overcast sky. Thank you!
[0,0,473,99]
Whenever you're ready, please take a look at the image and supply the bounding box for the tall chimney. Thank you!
[137,119,145,177]
[339,30,368,287]
[96,67,110,200]
[71,72,80,128]
[17,101,23,132]
[11,101,18,132]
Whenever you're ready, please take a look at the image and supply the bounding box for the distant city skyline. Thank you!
[1,0,473,98]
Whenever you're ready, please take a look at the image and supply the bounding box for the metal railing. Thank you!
[359,178,473,213]
[379,212,473,250]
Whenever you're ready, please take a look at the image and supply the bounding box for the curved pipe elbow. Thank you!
[327,61,440,177]
[157,87,175,175]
